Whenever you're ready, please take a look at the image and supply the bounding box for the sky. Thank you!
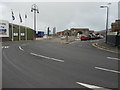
[0,0,119,33]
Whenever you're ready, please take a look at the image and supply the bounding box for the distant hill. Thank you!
[95,30,106,34]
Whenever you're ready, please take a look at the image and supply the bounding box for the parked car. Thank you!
[81,35,89,40]
[99,35,104,39]
[86,36,89,40]
[95,36,99,39]
[60,36,69,40]
[88,34,95,40]
[61,36,66,40]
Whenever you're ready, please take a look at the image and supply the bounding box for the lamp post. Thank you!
[100,3,111,43]
[31,4,39,40]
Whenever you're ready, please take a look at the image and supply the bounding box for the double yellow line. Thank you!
[92,43,120,54]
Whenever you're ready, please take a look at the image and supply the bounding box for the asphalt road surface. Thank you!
[2,39,120,89]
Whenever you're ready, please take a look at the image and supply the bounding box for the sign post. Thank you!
[66,29,68,42]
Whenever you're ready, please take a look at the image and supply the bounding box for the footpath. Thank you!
[36,37,76,44]
[92,41,120,54]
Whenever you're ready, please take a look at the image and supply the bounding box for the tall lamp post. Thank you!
[31,4,39,40]
[100,3,111,43]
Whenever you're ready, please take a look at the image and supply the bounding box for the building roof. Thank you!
[9,23,33,30]
[71,28,89,30]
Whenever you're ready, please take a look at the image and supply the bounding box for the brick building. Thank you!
[70,28,90,35]
[57,31,65,36]
[57,28,94,36]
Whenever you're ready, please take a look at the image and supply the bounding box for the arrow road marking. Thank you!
[95,67,120,74]
[107,57,120,61]
[30,52,64,63]
[76,82,110,90]
[18,46,24,51]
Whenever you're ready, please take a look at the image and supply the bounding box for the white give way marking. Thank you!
[107,57,120,61]
[76,82,110,90]
[30,52,64,63]
[95,67,120,74]
[2,46,9,49]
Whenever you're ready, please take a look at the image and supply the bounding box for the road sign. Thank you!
[0,20,9,37]
[13,33,18,36]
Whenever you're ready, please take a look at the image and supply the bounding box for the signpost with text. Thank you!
[0,20,9,37]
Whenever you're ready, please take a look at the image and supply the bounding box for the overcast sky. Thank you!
[0,1,119,33]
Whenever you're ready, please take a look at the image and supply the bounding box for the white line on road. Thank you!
[30,52,64,63]
[18,46,24,51]
[2,46,9,49]
[76,82,110,90]
[107,57,120,61]
[69,41,78,45]
[95,67,120,74]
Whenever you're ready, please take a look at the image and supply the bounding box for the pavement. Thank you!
[92,39,120,54]
[36,37,76,44]
[2,39,120,89]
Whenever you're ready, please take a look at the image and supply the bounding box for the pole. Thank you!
[106,7,109,43]
[19,24,21,41]
[66,29,68,42]
[33,6,36,40]
[25,18,27,40]
[48,27,49,36]
[12,21,13,41]
[74,30,75,40]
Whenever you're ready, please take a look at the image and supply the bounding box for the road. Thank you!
[2,39,119,89]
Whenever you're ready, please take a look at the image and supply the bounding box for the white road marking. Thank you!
[107,57,120,61]
[95,43,98,45]
[19,46,24,51]
[30,52,64,63]
[95,67,120,74]
[76,82,110,90]
[2,46,9,49]
[69,42,75,45]
[69,41,78,45]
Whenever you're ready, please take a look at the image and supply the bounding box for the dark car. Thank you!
[88,34,95,40]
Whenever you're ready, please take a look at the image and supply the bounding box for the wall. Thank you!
[107,35,120,46]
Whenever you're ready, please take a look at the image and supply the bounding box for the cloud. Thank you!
[0,2,118,32]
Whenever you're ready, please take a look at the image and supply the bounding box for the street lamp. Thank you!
[31,4,39,40]
[100,3,111,43]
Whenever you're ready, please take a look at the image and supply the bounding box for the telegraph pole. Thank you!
[47,27,49,36]
[66,29,68,42]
